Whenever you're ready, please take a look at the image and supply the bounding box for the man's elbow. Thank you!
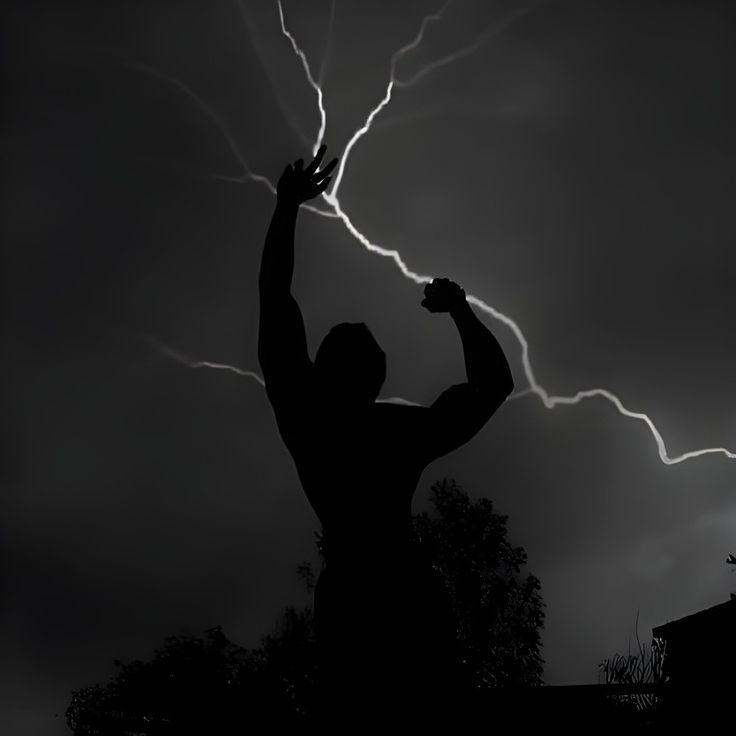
[470,379,512,418]
[479,370,514,409]
[500,368,514,398]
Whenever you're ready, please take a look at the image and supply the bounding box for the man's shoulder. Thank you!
[264,362,316,405]
[372,400,427,413]
[371,401,430,429]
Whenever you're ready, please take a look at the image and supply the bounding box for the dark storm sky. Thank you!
[3,1,736,732]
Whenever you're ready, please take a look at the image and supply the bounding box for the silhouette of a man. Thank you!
[259,145,514,726]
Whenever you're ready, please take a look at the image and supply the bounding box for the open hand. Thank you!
[421,278,466,313]
[277,144,338,205]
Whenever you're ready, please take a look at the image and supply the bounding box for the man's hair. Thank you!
[314,323,386,402]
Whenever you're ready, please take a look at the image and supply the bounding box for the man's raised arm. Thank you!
[257,146,337,394]
[424,278,514,399]
[419,278,514,458]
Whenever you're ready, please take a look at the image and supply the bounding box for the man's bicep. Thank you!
[423,383,507,460]
[258,293,312,397]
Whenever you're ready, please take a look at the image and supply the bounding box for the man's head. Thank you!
[314,323,386,404]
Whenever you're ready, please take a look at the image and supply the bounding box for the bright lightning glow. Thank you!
[139,2,736,466]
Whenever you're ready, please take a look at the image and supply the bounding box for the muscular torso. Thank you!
[273,391,430,564]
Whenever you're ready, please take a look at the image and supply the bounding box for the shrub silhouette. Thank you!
[66,479,544,732]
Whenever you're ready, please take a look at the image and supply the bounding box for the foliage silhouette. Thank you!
[65,622,312,734]
[66,479,544,732]
[413,478,545,689]
[598,612,668,719]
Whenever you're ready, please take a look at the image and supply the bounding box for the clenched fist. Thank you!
[421,278,466,313]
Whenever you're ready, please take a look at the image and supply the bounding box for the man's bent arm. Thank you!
[450,298,514,399]
[414,277,514,461]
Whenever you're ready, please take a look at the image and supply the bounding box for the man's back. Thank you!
[271,390,422,528]
[270,379,502,543]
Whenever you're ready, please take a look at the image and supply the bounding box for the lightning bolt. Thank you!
[275,0,328,155]
[317,0,337,88]
[393,3,536,89]
[141,1,735,466]
[144,336,265,384]
[145,335,417,406]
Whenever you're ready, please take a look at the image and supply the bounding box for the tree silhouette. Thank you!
[66,479,544,732]
[413,478,545,688]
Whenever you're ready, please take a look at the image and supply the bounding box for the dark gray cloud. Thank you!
[3,0,736,731]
